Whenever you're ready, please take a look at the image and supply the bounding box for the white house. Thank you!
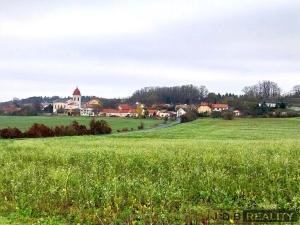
[233,110,241,117]
[258,102,277,108]
[53,101,66,113]
[157,110,176,118]
[176,108,186,117]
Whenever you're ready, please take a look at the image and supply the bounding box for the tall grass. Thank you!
[0,118,300,224]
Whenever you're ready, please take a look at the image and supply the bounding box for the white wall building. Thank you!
[53,87,82,114]
[176,108,186,117]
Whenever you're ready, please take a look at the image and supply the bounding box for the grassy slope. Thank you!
[0,116,162,132]
[112,117,300,140]
[0,118,300,224]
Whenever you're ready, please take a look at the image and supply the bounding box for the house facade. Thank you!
[198,102,212,114]
[102,108,136,117]
[81,99,101,117]
[176,108,186,117]
[211,104,229,112]
[148,109,159,117]
[157,110,176,118]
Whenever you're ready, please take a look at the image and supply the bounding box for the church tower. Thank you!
[73,87,82,108]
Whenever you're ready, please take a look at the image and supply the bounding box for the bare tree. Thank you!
[242,80,281,99]
[292,85,300,96]
[199,85,209,100]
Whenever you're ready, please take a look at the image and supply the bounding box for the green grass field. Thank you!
[0,116,162,133]
[0,118,300,224]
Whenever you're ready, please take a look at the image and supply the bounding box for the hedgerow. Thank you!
[0,119,111,139]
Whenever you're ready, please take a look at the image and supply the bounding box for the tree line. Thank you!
[1,81,300,116]
[129,85,209,105]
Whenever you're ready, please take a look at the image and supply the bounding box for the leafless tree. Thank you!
[242,80,281,99]
[292,85,300,96]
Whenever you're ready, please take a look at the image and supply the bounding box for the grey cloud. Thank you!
[0,0,299,101]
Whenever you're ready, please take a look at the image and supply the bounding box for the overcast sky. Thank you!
[0,0,299,101]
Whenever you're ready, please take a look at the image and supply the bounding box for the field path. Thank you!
[143,118,181,131]
[112,118,181,135]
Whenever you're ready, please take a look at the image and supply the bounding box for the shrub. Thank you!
[1,119,112,139]
[211,111,222,118]
[0,127,23,139]
[222,111,234,120]
[198,112,209,117]
[90,119,112,135]
[63,125,77,136]
[138,122,144,130]
[53,126,65,136]
[70,121,89,135]
[121,127,129,132]
[180,111,198,123]
[163,117,168,123]
[25,123,54,138]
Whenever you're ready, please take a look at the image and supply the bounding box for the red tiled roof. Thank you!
[200,102,209,106]
[73,87,81,96]
[211,104,228,108]
[118,104,132,110]
[102,109,135,113]
[159,110,167,113]
[0,105,20,112]
[148,109,158,113]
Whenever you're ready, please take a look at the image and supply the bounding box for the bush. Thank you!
[90,119,112,135]
[25,123,54,138]
[211,111,222,118]
[180,111,198,123]
[163,117,168,124]
[222,111,234,120]
[1,119,112,139]
[0,127,23,139]
[70,121,89,135]
[138,122,144,130]
[198,112,209,117]
[53,126,65,136]
[121,128,129,132]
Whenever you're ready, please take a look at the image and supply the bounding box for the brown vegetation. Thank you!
[0,119,111,139]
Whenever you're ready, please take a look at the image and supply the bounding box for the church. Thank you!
[53,87,82,116]
[53,87,101,116]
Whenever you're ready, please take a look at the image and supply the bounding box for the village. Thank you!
[1,83,299,119]
[49,87,239,119]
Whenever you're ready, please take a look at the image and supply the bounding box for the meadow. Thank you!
[0,116,162,133]
[0,118,300,224]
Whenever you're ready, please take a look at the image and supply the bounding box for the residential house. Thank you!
[176,108,186,118]
[157,110,176,118]
[102,108,136,117]
[211,104,229,112]
[198,102,212,114]
[233,110,241,117]
[81,99,101,116]
[0,105,21,113]
[148,109,159,117]
[258,101,277,108]
[118,104,132,110]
